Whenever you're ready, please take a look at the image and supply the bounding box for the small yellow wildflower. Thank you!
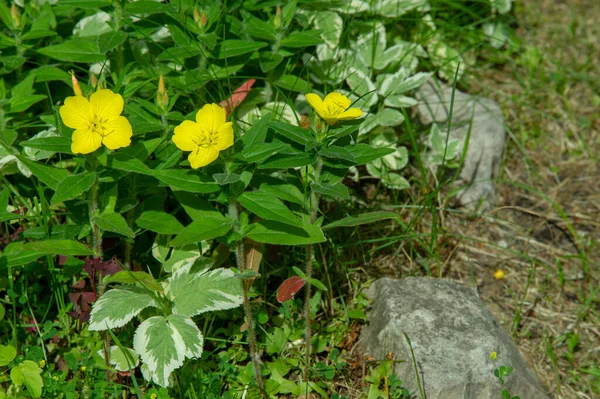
[39,359,46,368]
[172,103,233,168]
[80,365,87,372]
[494,269,505,280]
[490,351,497,360]
[150,394,158,399]
[59,89,132,154]
[305,92,363,126]
[53,375,60,382]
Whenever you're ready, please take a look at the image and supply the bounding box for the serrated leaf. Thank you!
[136,211,184,235]
[23,239,92,256]
[104,271,162,292]
[88,287,160,331]
[238,191,303,227]
[133,314,203,387]
[168,265,243,317]
[51,173,95,204]
[170,217,232,247]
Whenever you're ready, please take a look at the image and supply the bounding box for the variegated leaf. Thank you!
[88,287,160,331]
[168,264,243,317]
[313,11,343,48]
[97,346,140,372]
[346,67,378,108]
[133,314,203,387]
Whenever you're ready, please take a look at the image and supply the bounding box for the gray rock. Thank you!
[415,80,506,213]
[361,277,549,399]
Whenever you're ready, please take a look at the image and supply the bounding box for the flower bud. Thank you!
[156,75,168,110]
[90,74,103,91]
[71,71,83,97]
[193,7,201,24]
[274,6,281,29]
[11,3,20,29]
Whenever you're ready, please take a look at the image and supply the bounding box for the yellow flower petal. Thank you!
[89,89,124,120]
[60,96,93,130]
[102,116,133,150]
[173,120,201,151]
[323,92,351,111]
[188,146,219,169]
[306,93,326,118]
[213,122,234,151]
[195,103,226,132]
[337,107,363,120]
[71,128,102,154]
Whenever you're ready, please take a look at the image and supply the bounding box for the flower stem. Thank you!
[228,197,266,398]
[304,156,323,378]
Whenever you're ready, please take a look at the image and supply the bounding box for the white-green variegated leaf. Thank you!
[482,22,510,49]
[98,346,140,372]
[490,0,511,14]
[374,108,405,128]
[332,0,369,14]
[313,11,343,48]
[356,23,388,70]
[377,69,410,97]
[133,314,203,387]
[168,264,243,317]
[384,95,418,108]
[428,40,465,81]
[383,173,411,190]
[162,245,202,273]
[73,11,112,37]
[373,0,429,18]
[426,124,460,166]
[392,72,432,95]
[24,128,59,161]
[358,113,379,136]
[88,287,160,331]
[262,102,298,126]
[346,68,378,109]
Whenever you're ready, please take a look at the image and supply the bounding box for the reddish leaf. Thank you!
[276,276,306,303]
[219,79,256,116]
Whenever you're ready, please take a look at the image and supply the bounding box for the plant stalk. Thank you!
[228,197,266,398]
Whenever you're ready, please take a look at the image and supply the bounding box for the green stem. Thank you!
[228,197,266,399]
[304,156,323,377]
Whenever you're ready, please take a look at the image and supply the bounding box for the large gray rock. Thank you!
[361,278,549,399]
[415,80,506,213]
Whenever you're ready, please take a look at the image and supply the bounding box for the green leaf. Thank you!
[269,121,316,147]
[152,169,220,193]
[170,217,233,247]
[93,212,135,238]
[323,211,399,229]
[9,94,47,113]
[212,173,240,185]
[133,314,203,387]
[88,287,160,331]
[0,345,16,366]
[244,220,326,245]
[346,144,395,165]
[156,46,201,62]
[104,271,162,292]
[258,153,315,169]
[216,40,267,59]
[319,146,356,163]
[135,211,184,235]
[37,40,104,63]
[259,52,283,72]
[240,113,272,149]
[172,191,223,221]
[240,142,290,164]
[238,191,303,227]
[21,29,57,41]
[314,11,343,48]
[51,173,95,205]
[168,265,243,317]
[106,153,152,175]
[311,182,350,200]
[10,360,43,398]
[0,243,44,267]
[98,346,139,372]
[97,30,127,53]
[124,0,172,14]
[20,136,71,153]
[32,66,70,83]
[23,240,93,256]
[257,177,305,206]
[273,74,311,93]
[280,31,323,48]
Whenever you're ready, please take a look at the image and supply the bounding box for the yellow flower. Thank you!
[494,269,505,280]
[150,394,157,399]
[172,103,233,168]
[490,351,497,360]
[305,92,363,126]
[59,89,133,154]
[39,359,46,368]
[52,375,59,382]
[80,365,87,372]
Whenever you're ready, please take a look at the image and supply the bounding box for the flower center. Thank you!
[88,115,112,137]
[327,99,347,117]
[193,128,218,148]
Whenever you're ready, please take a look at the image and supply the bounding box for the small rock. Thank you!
[415,80,506,213]
[361,277,549,399]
